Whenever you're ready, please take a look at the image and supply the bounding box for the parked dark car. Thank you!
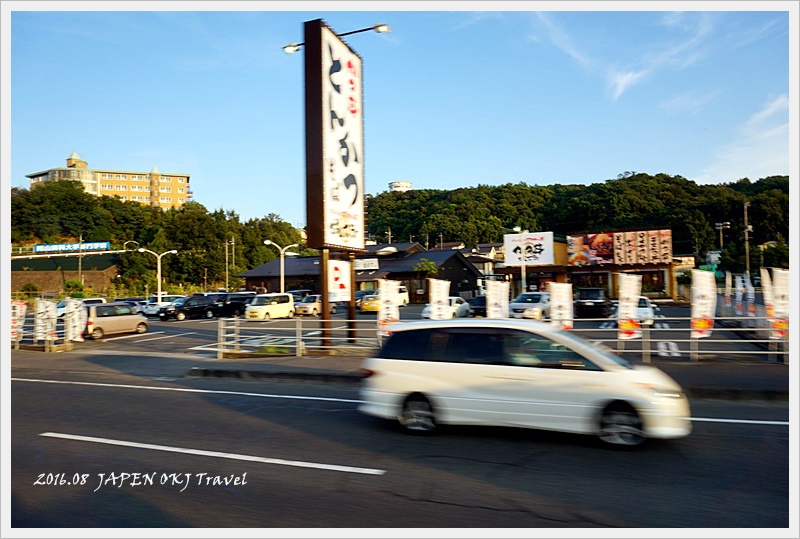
[158,295,219,321]
[216,292,257,317]
[573,287,613,318]
[468,295,487,317]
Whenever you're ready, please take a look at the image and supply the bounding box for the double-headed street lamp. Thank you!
[264,240,298,293]
[137,248,177,303]
[282,23,390,54]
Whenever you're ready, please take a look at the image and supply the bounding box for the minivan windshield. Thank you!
[577,289,603,300]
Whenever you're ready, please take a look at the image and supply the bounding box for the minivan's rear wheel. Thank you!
[91,328,104,339]
[598,403,645,447]
[136,323,148,334]
[176,312,186,321]
[399,395,437,433]
[288,310,294,318]
[263,312,271,321]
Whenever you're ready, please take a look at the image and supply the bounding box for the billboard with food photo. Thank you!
[567,233,614,266]
[570,229,673,266]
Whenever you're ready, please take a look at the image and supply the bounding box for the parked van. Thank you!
[84,302,148,339]
[244,293,295,320]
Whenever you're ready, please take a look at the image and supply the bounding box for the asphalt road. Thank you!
[10,371,790,528]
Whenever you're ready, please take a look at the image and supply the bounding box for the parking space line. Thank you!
[40,432,386,476]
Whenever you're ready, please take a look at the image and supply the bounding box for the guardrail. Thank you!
[214,314,789,364]
[216,317,382,359]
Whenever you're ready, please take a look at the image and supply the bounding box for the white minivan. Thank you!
[244,293,295,320]
[359,319,692,447]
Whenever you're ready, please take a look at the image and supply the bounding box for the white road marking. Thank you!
[12,378,786,426]
[133,332,197,342]
[39,432,385,476]
[656,341,681,357]
[11,377,359,402]
[103,332,164,341]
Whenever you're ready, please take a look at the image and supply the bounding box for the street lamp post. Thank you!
[264,240,299,293]
[743,202,752,277]
[137,248,177,303]
[513,227,529,294]
[714,221,730,250]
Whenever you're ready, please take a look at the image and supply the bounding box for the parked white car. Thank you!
[142,294,186,317]
[421,296,470,319]
[509,292,551,320]
[244,293,295,320]
[613,296,659,326]
[359,318,692,447]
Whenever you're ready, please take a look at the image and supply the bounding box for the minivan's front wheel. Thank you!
[176,312,186,321]
[204,310,214,319]
[399,395,437,434]
[136,323,148,334]
[598,403,645,447]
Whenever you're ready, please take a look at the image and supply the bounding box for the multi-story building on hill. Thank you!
[26,152,192,210]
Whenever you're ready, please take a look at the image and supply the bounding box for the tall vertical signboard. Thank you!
[304,19,366,251]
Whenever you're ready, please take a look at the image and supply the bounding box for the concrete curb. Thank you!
[185,367,789,401]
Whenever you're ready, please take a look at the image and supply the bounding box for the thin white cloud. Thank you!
[693,94,789,183]
[526,12,590,68]
[605,13,715,100]
[660,90,719,116]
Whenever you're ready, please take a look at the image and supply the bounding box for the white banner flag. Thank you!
[548,282,574,330]
[11,300,28,341]
[377,280,401,332]
[428,279,452,320]
[35,299,57,341]
[771,268,789,340]
[486,280,510,319]
[617,273,642,340]
[691,270,717,339]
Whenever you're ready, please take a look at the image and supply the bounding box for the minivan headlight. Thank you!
[631,382,683,398]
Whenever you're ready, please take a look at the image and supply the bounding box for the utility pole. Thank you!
[387,227,392,244]
[714,221,730,250]
[225,240,229,291]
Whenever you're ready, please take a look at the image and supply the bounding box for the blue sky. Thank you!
[4,2,796,229]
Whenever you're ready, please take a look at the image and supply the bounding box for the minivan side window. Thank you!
[115,305,134,316]
[96,306,115,317]
[378,329,437,361]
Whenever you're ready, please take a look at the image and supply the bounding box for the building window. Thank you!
[116,174,127,180]
[178,177,185,183]
[101,184,112,190]
[160,197,171,203]
[119,196,128,201]
[178,187,184,193]
[145,197,151,202]
[160,186,171,193]
[101,173,113,180]
[161,176,172,183]
[116,185,127,191]
[131,175,144,181]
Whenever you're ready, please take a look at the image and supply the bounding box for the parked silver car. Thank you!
[509,292,551,320]
[84,302,148,339]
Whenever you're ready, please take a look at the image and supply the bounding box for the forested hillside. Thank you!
[10,172,789,291]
